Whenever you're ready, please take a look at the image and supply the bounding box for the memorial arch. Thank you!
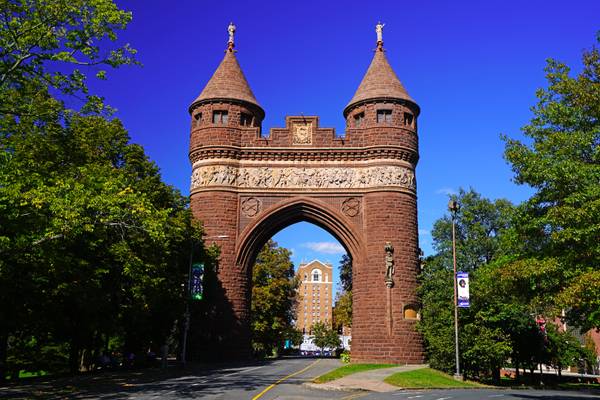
[188,25,424,363]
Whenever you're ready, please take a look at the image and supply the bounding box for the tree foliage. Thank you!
[250,240,299,357]
[311,321,340,352]
[0,0,138,116]
[333,254,352,332]
[502,33,600,330]
[333,290,352,333]
[418,189,517,380]
[339,254,352,292]
[0,0,203,380]
[420,187,593,381]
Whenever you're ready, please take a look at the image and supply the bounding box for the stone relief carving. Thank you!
[241,197,260,217]
[385,242,394,288]
[341,197,361,217]
[292,123,312,145]
[191,165,416,191]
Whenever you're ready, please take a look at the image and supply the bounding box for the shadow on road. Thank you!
[0,360,280,399]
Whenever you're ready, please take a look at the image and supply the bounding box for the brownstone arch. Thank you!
[188,30,424,363]
[236,197,364,272]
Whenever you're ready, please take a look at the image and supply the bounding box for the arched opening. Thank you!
[237,199,362,357]
[236,197,363,272]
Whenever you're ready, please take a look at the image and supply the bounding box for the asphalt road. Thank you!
[125,357,349,400]
[1,358,599,399]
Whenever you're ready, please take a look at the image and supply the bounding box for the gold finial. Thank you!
[376,21,385,51]
[227,22,236,51]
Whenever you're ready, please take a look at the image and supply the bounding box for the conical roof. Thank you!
[344,47,417,117]
[190,49,263,116]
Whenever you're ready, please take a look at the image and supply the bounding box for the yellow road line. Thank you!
[251,359,321,400]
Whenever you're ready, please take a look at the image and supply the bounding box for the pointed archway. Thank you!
[236,197,364,272]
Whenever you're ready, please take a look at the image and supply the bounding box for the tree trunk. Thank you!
[0,333,8,382]
[515,357,520,382]
[69,341,80,374]
[492,367,501,385]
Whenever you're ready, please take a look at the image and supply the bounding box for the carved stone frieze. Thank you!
[190,165,416,191]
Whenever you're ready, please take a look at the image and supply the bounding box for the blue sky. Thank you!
[90,1,599,291]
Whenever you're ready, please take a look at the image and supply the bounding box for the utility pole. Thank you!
[448,199,461,380]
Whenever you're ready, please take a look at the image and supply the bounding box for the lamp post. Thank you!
[448,199,461,380]
[181,234,229,365]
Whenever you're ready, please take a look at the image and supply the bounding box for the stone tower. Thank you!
[342,34,422,363]
[188,24,423,363]
[188,29,263,359]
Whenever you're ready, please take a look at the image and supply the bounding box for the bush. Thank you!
[340,350,351,364]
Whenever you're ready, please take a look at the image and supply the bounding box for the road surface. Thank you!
[1,357,598,399]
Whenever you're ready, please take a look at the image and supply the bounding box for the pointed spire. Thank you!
[344,23,417,117]
[189,23,264,118]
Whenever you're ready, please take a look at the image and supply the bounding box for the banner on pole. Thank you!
[457,271,470,308]
[190,262,204,301]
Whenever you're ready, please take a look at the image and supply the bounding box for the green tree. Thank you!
[339,254,352,292]
[502,33,600,330]
[333,254,352,333]
[311,321,340,354]
[544,324,585,377]
[0,0,203,380]
[1,111,202,375]
[0,0,137,117]
[285,327,303,348]
[332,290,352,333]
[418,189,515,377]
[251,240,299,358]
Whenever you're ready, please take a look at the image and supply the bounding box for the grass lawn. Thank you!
[384,368,483,389]
[5,370,49,379]
[558,382,600,391]
[314,363,397,383]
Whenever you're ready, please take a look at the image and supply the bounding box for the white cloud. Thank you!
[418,229,430,236]
[435,187,457,196]
[301,241,345,255]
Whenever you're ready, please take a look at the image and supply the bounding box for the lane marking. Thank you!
[407,396,423,399]
[251,359,321,400]
[488,396,504,398]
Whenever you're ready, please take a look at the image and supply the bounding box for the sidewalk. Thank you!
[306,364,428,393]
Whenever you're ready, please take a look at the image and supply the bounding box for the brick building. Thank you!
[188,24,424,363]
[295,260,333,334]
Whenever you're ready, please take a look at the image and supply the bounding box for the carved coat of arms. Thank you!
[293,123,312,145]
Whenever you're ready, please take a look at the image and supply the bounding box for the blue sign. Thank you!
[190,263,204,301]
[457,271,470,308]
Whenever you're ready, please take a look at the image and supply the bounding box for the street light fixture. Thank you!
[448,199,462,380]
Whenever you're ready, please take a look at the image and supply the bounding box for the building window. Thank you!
[404,112,414,127]
[240,112,253,127]
[194,112,202,126]
[353,112,364,128]
[377,109,392,124]
[404,304,421,320]
[312,269,321,282]
[212,110,228,125]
